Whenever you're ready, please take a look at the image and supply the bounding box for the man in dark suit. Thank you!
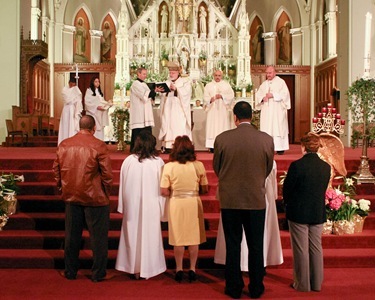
[283,132,331,292]
[213,101,274,299]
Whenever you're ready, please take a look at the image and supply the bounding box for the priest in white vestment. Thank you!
[84,76,112,140]
[255,66,291,154]
[214,161,284,269]
[115,131,167,279]
[58,78,82,145]
[159,62,192,150]
[204,70,234,150]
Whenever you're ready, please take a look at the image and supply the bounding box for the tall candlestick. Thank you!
[364,12,372,78]
[75,63,79,84]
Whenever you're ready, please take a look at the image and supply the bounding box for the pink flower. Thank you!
[325,188,345,210]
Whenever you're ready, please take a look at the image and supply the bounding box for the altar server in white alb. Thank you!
[159,61,192,150]
[130,67,163,152]
[84,76,113,140]
[115,131,166,279]
[256,66,291,154]
[214,161,283,270]
[204,69,234,151]
[58,77,82,145]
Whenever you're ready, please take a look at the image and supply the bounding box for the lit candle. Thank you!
[322,107,327,112]
[336,113,341,119]
[75,63,78,79]
[327,103,332,107]
[364,12,372,77]
[318,112,322,118]
[313,117,318,123]
[341,119,346,125]
[332,108,336,113]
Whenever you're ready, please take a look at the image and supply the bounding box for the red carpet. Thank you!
[2,268,375,299]
[1,144,375,299]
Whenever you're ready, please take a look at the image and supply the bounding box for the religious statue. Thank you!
[180,47,190,74]
[101,22,113,62]
[251,25,263,64]
[75,18,87,57]
[199,6,207,38]
[277,21,292,63]
[160,5,169,35]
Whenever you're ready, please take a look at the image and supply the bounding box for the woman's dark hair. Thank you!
[132,131,159,162]
[89,76,104,97]
[169,135,196,164]
[300,132,322,153]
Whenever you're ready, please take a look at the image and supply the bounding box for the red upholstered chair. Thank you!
[5,119,28,146]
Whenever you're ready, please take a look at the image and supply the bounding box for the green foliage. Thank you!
[111,107,130,143]
[200,74,213,86]
[199,50,207,60]
[246,83,253,92]
[160,49,169,61]
[114,82,121,90]
[0,173,23,216]
[347,78,375,145]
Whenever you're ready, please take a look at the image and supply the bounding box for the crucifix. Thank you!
[175,0,193,34]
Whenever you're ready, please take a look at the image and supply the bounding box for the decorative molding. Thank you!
[54,63,116,73]
[63,25,76,33]
[262,31,276,39]
[90,30,103,37]
[290,27,302,35]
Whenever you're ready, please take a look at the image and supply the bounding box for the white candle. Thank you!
[364,12,372,77]
[75,63,79,83]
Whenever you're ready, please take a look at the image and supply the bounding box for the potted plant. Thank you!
[160,49,169,67]
[0,173,23,230]
[228,64,236,76]
[198,50,207,67]
[111,107,130,151]
[125,80,133,96]
[233,85,242,98]
[246,83,253,97]
[347,78,375,147]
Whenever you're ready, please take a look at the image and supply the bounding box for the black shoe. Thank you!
[188,270,197,282]
[225,288,242,299]
[249,284,265,299]
[276,151,284,155]
[175,270,183,283]
[209,148,214,153]
[91,274,114,283]
[59,270,76,280]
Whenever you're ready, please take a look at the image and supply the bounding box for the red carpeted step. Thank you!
[0,248,374,269]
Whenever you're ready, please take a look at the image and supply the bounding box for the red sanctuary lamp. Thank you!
[312,103,345,134]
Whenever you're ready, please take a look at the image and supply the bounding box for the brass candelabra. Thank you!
[312,103,345,134]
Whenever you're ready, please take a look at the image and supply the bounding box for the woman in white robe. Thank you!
[84,76,112,140]
[214,161,283,270]
[115,131,167,279]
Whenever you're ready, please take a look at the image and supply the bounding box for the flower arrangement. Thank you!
[129,60,138,70]
[160,49,169,61]
[325,176,371,222]
[199,50,207,61]
[246,83,253,93]
[0,173,23,216]
[228,63,236,70]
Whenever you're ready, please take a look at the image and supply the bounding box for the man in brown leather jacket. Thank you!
[53,115,113,282]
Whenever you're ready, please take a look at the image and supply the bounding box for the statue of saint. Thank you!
[75,18,87,56]
[160,5,169,34]
[199,6,207,37]
[277,21,292,63]
[101,22,112,62]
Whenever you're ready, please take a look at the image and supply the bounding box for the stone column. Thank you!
[62,25,75,63]
[263,32,277,65]
[90,30,102,63]
[291,27,303,65]
[325,11,337,58]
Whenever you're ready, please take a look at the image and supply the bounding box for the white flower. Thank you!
[358,199,371,211]
[14,175,24,182]
[345,177,354,186]
[350,199,358,208]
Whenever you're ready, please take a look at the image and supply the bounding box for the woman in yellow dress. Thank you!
[161,135,208,283]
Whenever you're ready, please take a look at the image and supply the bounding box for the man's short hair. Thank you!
[79,115,95,130]
[137,67,147,74]
[233,101,252,120]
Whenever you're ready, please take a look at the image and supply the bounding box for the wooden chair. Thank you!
[5,119,28,146]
